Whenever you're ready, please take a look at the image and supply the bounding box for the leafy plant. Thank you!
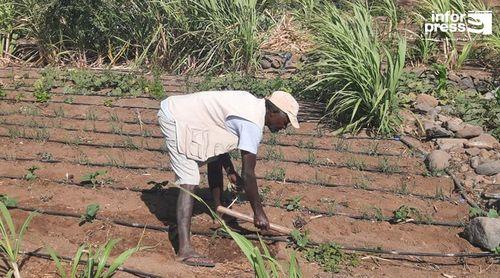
[264,167,286,181]
[24,165,39,181]
[305,1,406,134]
[79,204,100,225]
[345,157,366,171]
[264,147,284,161]
[392,205,431,223]
[305,242,359,273]
[48,238,144,278]
[103,99,113,107]
[0,195,18,207]
[0,202,36,278]
[492,246,500,255]
[377,157,400,173]
[469,207,499,218]
[81,170,108,187]
[285,196,303,211]
[290,229,310,251]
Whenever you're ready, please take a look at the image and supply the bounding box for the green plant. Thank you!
[302,150,317,165]
[285,196,303,211]
[85,108,97,121]
[0,202,36,278]
[469,207,499,218]
[305,1,406,134]
[377,157,400,173]
[392,205,431,223]
[492,246,500,255]
[264,167,286,181]
[432,63,448,99]
[0,84,6,97]
[48,238,143,278]
[363,206,385,221]
[0,195,17,207]
[305,242,359,273]
[290,229,310,251]
[79,204,100,225]
[264,147,284,161]
[345,157,366,171]
[81,170,108,187]
[258,186,271,202]
[24,165,39,181]
[103,99,113,107]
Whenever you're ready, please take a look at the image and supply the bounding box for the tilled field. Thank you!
[0,68,498,277]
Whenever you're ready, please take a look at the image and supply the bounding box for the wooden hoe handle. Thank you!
[216,206,293,235]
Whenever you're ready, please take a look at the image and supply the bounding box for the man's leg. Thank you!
[176,183,197,258]
[207,157,223,208]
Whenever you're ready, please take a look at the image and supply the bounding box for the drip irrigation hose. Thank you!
[2,175,463,228]
[0,154,452,202]
[6,205,498,259]
[0,121,405,156]
[399,136,483,209]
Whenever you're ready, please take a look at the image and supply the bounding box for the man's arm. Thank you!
[241,150,269,230]
[219,153,243,189]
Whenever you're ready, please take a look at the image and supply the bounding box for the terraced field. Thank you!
[0,67,498,277]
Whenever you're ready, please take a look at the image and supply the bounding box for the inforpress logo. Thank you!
[424,11,492,35]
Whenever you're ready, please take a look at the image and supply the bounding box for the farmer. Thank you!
[157,90,300,267]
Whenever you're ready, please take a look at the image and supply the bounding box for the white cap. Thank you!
[267,91,300,128]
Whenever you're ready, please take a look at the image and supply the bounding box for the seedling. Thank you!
[110,123,123,135]
[264,167,286,181]
[264,147,284,161]
[48,238,144,278]
[469,207,499,218]
[24,166,39,181]
[290,229,310,250]
[0,195,18,207]
[79,203,100,225]
[395,181,409,195]
[122,137,139,150]
[110,113,120,122]
[81,170,107,187]
[492,246,500,255]
[435,186,445,200]
[103,99,113,107]
[258,186,271,202]
[285,196,303,211]
[302,150,317,165]
[34,128,50,142]
[0,85,6,97]
[85,108,97,121]
[298,139,315,149]
[305,242,359,273]
[63,96,74,104]
[362,206,385,221]
[33,78,52,102]
[53,106,65,117]
[392,205,431,223]
[333,139,350,152]
[345,157,366,171]
[0,202,36,278]
[366,142,380,156]
[378,157,400,173]
[39,152,54,162]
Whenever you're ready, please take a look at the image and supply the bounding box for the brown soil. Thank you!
[0,69,498,277]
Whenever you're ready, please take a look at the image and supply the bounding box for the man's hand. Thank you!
[254,210,270,231]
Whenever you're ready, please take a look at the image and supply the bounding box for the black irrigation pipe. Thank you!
[1,173,462,228]
[7,205,498,259]
[0,155,451,203]
[399,136,483,209]
[0,122,406,158]
[0,121,414,172]
[0,108,400,142]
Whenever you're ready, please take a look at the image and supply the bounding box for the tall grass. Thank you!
[305,1,406,134]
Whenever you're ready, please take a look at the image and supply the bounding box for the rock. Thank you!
[259,59,272,69]
[464,217,500,250]
[425,122,454,139]
[470,156,481,169]
[494,173,500,184]
[466,134,499,150]
[436,138,468,151]
[437,114,451,123]
[459,77,475,90]
[465,147,481,156]
[425,150,451,171]
[455,124,483,139]
[270,58,281,69]
[414,103,434,113]
[444,117,464,132]
[475,160,500,176]
[426,108,440,121]
[416,94,439,107]
[460,164,469,173]
[483,91,496,100]
[483,184,500,199]
[479,149,491,159]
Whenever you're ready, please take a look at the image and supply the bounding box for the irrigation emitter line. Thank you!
[0,122,406,157]
[0,155,452,202]
[6,205,498,259]
[0,108,400,141]
[1,174,462,228]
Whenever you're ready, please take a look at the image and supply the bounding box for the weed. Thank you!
[33,76,53,102]
[264,147,284,161]
[79,203,100,225]
[142,130,152,138]
[103,99,113,107]
[110,123,123,135]
[122,137,139,150]
[39,152,54,162]
[34,128,50,142]
[81,170,108,187]
[85,108,97,121]
[110,113,120,122]
[366,142,380,156]
[53,106,65,117]
[305,242,359,273]
[14,93,25,102]
[333,139,350,152]
[258,186,271,203]
[63,96,74,104]
[20,105,40,116]
[48,238,144,277]
[378,157,400,173]
[392,205,431,223]
[492,246,500,255]
[24,166,39,181]
[285,196,303,211]
[302,150,317,165]
[355,176,371,190]
[0,85,6,97]
[363,206,385,221]
[264,167,286,181]
[7,127,25,139]
[345,157,366,171]
[469,207,499,218]
[0,202,36,278]
[0,195,18,207]
[290,229,310,251]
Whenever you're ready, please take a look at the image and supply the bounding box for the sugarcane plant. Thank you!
[0,202,37,278]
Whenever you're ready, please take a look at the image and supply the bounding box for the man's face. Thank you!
[268,113,290,133]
